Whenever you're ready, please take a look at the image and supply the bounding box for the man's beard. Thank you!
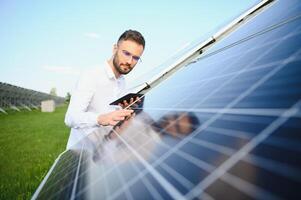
[113,54,132,75]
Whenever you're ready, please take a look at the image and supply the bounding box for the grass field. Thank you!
[0,106,70,200]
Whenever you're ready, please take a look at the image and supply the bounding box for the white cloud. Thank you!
[42,65,80,76]
[84,32,101,39]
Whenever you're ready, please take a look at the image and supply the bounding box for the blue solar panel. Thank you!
[32,0,301,199]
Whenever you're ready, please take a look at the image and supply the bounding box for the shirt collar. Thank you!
[104,61,124,81]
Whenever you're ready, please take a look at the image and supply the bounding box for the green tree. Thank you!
[65,92,71,103]
[50,87,57,96]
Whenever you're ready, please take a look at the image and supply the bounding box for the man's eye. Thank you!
[133,56,140,61]
[124,51,131,56]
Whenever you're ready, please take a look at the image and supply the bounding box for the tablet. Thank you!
[109,93,143,105]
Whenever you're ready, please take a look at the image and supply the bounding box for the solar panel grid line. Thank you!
[108,151,135,200]
[169,30,288,111]
[31,154,63,200]
[199,13,301,62]
[80,163,107,200]
[42,153,82,200]
[133,171,166,200]
[115,145,165,200]
[120,131,216,199]
[129,23,301,198]
[201,27,301,73]
[220,172,281,200]
[156,158,195,190]
[69,130,165,198]
[90,145,134,199]
[245,86,301,98]
[164,51,247,89]
[188,138,235,156]
[107,0,274,95]
[135,139,196,190]
[83,129,163,197]
[120,123,217,174]
[264,136,301,153]
[187,130,301,184]
[111,129,186,200]
[198,50,287,102]
[105,140,172,199]
[42,131,95,178]
[143,107,290,117]
[47,140,128,199]
[211,0,273,40]
[138,148,215,200]
[74,137,155,199]
[243,154,301,183]
[185,100,301,199]
[123,124,282,200]
[102,165,110,199]
[175,150,215,173]
[203,115,273,127]
[36,149,95,197]
[203,67,301,92]
[205,125,301,155]
[146,72,211,106]
[84,119,298,200]
[205,38,300,81]
[93,156,117,199]
[107,119,227,196]
[180,129,301,185]
[141,36,245,101]
[70,144,84,200]
[35,152,81,199]
[134,109,263,179]
[144,79,212,114]
[187,43,301,131]
[105,139,172,200]
[136,177,165,200]
[200,33,284,77]
[102,141,140,189]
[205,126,253,140]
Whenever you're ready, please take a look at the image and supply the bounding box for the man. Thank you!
[65,30,145,149]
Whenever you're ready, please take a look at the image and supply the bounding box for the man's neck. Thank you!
[108,59,121,79]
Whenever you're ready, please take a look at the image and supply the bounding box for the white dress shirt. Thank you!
[65,61,126,149]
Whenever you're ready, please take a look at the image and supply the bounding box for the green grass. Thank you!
[0,106,70,200]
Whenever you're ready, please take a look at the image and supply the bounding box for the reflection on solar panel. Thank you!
[32,0,301,199]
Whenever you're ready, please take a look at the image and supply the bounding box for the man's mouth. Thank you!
[121,64,130,70]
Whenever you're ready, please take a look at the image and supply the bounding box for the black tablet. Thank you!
[109,93,143,105]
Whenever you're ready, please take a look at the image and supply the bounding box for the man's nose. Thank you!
[125,56,134,65]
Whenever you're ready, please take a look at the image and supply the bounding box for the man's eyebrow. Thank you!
[123,49,141,58]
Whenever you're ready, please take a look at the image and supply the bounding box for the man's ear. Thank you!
[113,44,118,54]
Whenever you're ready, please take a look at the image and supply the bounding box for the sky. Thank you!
[0,0,258,97]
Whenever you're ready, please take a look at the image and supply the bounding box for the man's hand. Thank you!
[105,113,136,140]
[97,109,134,126]
[118,96,141,109]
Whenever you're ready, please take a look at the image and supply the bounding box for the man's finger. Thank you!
[111,121,118,126]
[123,100,128,105]
[113,116,125,121]
[116,109,133,116]
[135,96,141,102]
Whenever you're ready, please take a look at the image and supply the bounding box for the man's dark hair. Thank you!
[117,30,145,49]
